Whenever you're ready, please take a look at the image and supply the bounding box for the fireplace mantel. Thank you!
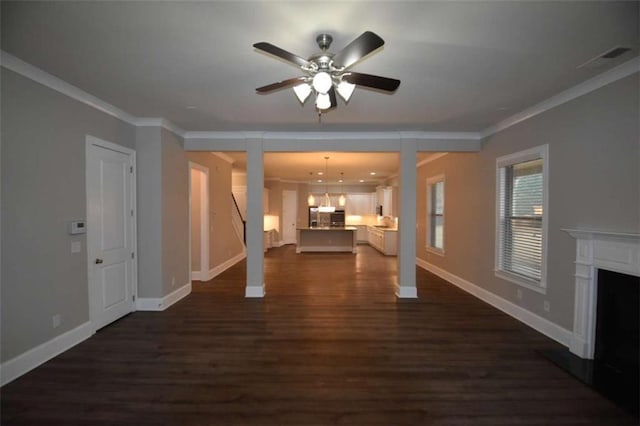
[563,228,640,359]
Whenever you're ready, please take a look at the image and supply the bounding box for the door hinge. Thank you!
[131,252,135,259]
[132,294,136,301]
[131,209,134,217]
[130,166,133,173]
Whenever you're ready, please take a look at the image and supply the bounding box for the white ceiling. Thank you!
[2,1,637,133]
[2,1,637,181]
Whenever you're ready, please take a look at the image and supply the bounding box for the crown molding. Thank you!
[481,56,640,138]
[183,130,482,142]
[399,131,481,140]
[211,152,234,164]
[417,152,449,167]
[1,50,138,125]
[4,49,637,143]
[1,50,186,138]
[184,131,261,140]
[135,117,185,137]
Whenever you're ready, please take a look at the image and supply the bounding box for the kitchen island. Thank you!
[296,227,358,253]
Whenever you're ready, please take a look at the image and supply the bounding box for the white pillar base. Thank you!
[395,284,418,299]
[245,284,265,298]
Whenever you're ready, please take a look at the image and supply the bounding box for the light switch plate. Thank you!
[71,241,81,253]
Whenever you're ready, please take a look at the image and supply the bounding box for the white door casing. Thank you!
[282,190,298,245]
[86,135,136,332]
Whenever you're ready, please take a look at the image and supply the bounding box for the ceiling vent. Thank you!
[579,46,636,69]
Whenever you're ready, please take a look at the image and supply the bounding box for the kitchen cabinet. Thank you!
[263,229,274,252]
[354,225,367,243]
[376,186,395,217]
[345,193,376,216]
[367,226,398,255]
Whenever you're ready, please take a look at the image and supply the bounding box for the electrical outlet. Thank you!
[516,289,523,300]
[52,314,61,328]
[543,300,550,312]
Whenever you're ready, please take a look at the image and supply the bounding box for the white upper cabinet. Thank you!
[345,193,376,215]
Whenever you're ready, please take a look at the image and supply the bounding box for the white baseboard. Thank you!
[396,284,418,298]
[273,240,286,247]
[245,284,265,298]
[206,251,246,281]
[1,321,93,386]
[191,271,202,281]
[416,258,572,347]
[136,281,191,311]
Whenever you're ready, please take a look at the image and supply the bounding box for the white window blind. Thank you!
[496,145,548,292]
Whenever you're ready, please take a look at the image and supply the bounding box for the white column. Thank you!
[245,138,265,297]
[397,137,418,298]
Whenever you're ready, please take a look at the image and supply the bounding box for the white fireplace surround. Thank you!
[564,229,640,359]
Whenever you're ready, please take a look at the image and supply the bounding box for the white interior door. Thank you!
[282,190,297,244]
[86,136,136,332]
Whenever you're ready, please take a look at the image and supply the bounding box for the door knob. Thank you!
[95,258,103,264]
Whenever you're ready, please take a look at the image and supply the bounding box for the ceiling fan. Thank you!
[253,31,400,112]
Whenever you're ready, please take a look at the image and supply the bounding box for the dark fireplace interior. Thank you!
[593,269,639,414]
[540,269,639,417]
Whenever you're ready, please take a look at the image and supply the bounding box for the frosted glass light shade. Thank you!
[312,72,332,94]
[293,83,312,104]
[338,194,346,206]
[315,93,331,110]
[318,206,335,213]
[307,193,315,206]
[337,81,356,102]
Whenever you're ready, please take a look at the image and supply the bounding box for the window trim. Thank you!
[426,174,445,255]
[495,145,549,294]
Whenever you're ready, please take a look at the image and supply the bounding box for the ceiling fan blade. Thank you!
[253,42,310,68]
[256,77,307,93]
[328,86,337,109]
[332,31,385,69]
[343,72,400,92]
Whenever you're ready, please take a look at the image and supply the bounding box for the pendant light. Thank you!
[338,172,346,207]
[307,172,316,206]
[318,156,335,212]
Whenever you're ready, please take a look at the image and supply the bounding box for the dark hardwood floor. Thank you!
[2,245,636,425]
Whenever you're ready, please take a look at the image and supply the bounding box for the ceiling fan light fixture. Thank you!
[337,80,356,102]
[312,72,332,94]
[293,83,312,104]
[315,92,331,110]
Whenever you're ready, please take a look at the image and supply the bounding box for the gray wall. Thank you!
[135,127,189,297]
[417,74,639,330]
[135,126,163,298]
[1,69,135,361]
[187,152,244,271]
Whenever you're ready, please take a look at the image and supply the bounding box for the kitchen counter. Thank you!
[366,225,398,255]
[296,227,357,253]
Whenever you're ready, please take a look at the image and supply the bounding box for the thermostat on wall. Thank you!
[68,220,86,235]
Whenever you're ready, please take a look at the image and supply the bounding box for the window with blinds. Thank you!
[427,175,445,253]
[496,145,548,292]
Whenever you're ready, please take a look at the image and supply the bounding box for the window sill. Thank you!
[426,246,445,256]
[494,270,546,294]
